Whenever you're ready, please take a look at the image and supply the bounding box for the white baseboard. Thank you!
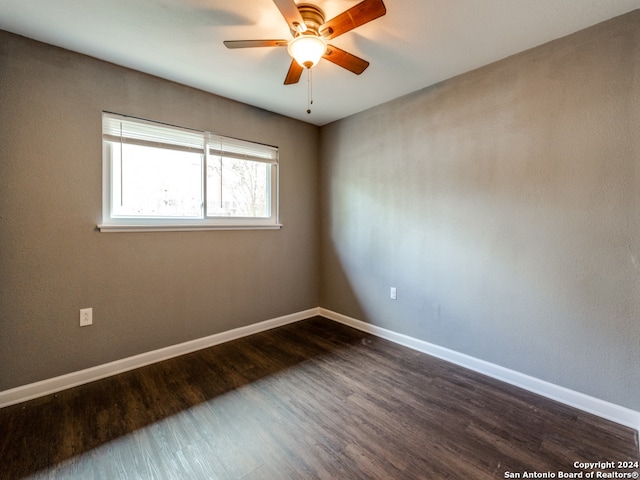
[0,308,319,409]
[319,308,640,433]
[3,306,638,436]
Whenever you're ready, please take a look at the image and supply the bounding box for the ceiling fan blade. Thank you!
[224,40,289,49]
[320,0,386,40]
[272,0,307,33]
[323,45,369,75]
[284,60,304,85]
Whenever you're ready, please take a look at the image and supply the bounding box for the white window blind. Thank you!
[208,135,278,164]
[103,114,205,154]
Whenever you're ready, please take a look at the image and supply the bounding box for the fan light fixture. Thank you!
[224,0,387,113]
[287,35,327,69]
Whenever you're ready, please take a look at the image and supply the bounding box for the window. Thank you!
[99,113,279,231]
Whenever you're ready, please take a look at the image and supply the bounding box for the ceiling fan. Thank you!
[223,0,387,85]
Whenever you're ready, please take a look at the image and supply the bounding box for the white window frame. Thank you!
[99,113,281,232]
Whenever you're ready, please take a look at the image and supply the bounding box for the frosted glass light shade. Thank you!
[287,35,327,69]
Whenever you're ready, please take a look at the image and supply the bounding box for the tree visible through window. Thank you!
[207,157,269,218]
[100,113,279,231]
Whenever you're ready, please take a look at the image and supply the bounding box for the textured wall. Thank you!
[0,31,319,391]
[320,11,640,410]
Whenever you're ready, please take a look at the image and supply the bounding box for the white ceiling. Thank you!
[1,0,639,126]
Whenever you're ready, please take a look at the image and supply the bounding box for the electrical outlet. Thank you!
[390,287,397,300]
[80,308,93,327]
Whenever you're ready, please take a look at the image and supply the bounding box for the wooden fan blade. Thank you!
[323,45,369,75]
[284,60,304,85]
[224,40,289,49]
[320,0,386,40]
[273,0,307,33]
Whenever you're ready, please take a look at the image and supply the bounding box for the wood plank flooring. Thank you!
[0,317,638,479]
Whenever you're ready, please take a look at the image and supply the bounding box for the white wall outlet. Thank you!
[80,308,93,327]
[390,287,397,300]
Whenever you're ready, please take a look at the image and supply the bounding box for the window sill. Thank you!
[97,224,283,233]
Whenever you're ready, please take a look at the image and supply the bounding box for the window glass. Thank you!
[111,143,203,218]
[207,157,269,218]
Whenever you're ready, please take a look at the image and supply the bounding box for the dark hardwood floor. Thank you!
[0,317,638,479]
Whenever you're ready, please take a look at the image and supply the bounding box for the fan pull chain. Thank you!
[307,68,313,114]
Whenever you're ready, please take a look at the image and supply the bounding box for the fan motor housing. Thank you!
[295,4,325,36]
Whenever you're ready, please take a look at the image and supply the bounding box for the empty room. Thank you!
[1,1,639,478]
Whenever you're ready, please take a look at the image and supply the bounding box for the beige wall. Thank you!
[0,31,319,390]
[320,11,640,410]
